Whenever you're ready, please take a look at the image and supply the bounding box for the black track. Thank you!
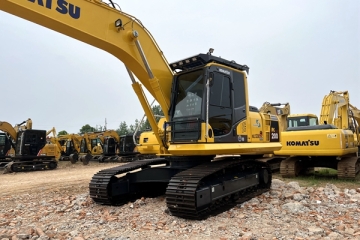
[166,159,271,219]
[89,157,272,219]
[89,158,169,205]
[0,158,58,173]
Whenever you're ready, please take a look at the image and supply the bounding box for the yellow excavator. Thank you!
[61,134,83,162]
[0,132,12,159]
[39,127,63,160]
[275,90,360,179]
[0,119,58,173]
[259,102,291,132]
[78,129,145,164]
[78,131,104,164]
[1,1,285,219]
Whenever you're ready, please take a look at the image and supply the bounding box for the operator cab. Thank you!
[65,139,76,155]
[103,137,117,156]
[168,53,252,143]
[287,114,319,128]
[118,132,141,155]
[80,137,103,154]
[0,133,11,158]
[15,130,47,157]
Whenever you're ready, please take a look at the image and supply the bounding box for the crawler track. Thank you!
[280,157,302,178]
[165,159,271,219]
[280,155,360,180]
[0,158,58,173]
[90,157,272,219]
[337,156,360,179]
[89,158,169,205]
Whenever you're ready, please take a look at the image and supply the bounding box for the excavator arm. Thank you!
[0,121,17,140]
[258,102,290,116]
[259,102,290,132]
[1,0,174,150]
[46,127,57,137]
[14,118,33,132]
[319,90,349,128]
[97,130,120,143]
[1,0,172,111]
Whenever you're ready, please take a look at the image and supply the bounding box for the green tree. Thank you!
[116,121,129,136]
[143,105,164,130]
[57,130,68,136]
[79,124,97,134]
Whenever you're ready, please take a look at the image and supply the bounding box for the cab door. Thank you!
[208,71,233,141]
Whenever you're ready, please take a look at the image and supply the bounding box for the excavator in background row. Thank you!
[2,1,298,219]
[287,113,319,128]
[77,131,104,164]
[0,119,58,173]
[259,102,291,132]
[257,102,291,171]
[0,133,11,159]
[39,127,64,160]
[275,90,360,179]
[61,134,83,162]
[76,129,155,165]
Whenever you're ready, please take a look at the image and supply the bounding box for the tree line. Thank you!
[57,105,164,136]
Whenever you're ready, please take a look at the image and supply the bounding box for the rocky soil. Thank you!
[1,163,360,240]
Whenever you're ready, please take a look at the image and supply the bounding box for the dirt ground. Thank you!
[1,160,360,240]
[2,161,359,198]
[0,161,122,197]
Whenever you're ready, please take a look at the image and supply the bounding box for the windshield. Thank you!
[288,116,318,127]
[0,135,5,146]
[173,70,204,118]
[309,117,318,126]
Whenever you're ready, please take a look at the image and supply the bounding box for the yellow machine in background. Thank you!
[39,127,63,160]
[2,0,287,219]
[78,130,122,164]
[259,102,291,132]
[287,113,319,128]
[78,131,104,164]
[0,119,57,173]
[136,117,167,156]
[275,90,360,179]
[62,134,83,162]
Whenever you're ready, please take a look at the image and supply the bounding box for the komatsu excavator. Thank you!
[257,102,322,172]
[0,119,58,173]
[1,1,283,218]
[275,90,360,179]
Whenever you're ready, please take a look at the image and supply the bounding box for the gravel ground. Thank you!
[1,162,360,240]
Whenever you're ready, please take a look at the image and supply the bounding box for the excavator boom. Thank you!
[1,0,173,118]
[0,121,17,140]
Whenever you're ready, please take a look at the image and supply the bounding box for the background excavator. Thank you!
[2,0,286,219]
[0,119,58,173]
[0,133,12,159]
[275,90,360,179]
[77,129,150,164]
[61,134,83,162]
[39,127,64,161]
[78,131,104,164]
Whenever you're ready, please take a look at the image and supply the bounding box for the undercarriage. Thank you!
[0,156,57,173]
[89,155,272,219]
[280,154,360,179]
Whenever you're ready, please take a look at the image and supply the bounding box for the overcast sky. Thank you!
[0,0,359,134]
